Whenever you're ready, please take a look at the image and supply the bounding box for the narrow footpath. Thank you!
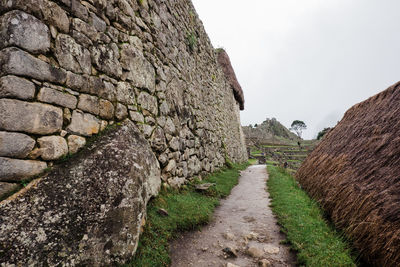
[170,165,296,267]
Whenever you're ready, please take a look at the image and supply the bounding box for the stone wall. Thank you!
[0,0,247,264]
[0,0,247,194]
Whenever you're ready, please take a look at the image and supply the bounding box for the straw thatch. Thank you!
[296,82,400,266]
[216,49,245,110]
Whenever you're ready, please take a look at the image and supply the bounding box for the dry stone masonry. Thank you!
[0,0,247,265]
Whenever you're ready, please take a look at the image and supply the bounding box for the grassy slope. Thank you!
[267,166,357,266]
[127,162,249,266]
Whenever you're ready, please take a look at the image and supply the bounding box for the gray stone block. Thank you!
[66,71,91,93]
[38,136,68,161]
[164,159,176,173]
[55,34,91,74]
[169,137,180,151]
[116,82,135,105]
[0,75,35,100]
[0,0,69,33]
[129,111,144,123]
[115,103,128,121]
[67,110,100,136]
[120,44,155,91]
[0,99,63,135]
[37,87,77,109]
[90,44,122,78]
[100,80,116,101]
[159,101,170,115]
[42,1,70,33]
[67,135,86,154]
[72,18,99,43]
[0,10,50,54]
[0,47,67,84]
[0,131,35,158]
[164,117,176,135]
[89,12,106,32]
[0,157,47,182]
[71,0,88,21]
[137,91,158,115]
[77,94,100,115]
[150,126,167,152]
[140,124,154,138]
[90,77,116,101]
[99,99,114,120]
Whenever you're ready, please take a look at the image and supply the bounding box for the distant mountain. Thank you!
[242,118,299,145]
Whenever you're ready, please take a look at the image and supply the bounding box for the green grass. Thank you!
[248,158,258,165]
[281,150,308,153]
[267,166,357,267]
[291,154,308,158]
[126,162,249,266]
[263,145,291,148]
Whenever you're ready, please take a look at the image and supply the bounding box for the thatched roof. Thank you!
[216,49,245,110]
[296,82,400,266]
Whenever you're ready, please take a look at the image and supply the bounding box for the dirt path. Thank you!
[169,165,296,267]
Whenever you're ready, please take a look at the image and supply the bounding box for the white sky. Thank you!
[192,0,400,139]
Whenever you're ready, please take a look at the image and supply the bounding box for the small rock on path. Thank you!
[169,165,296,266]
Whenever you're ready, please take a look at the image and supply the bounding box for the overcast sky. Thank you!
[192,0,400,139]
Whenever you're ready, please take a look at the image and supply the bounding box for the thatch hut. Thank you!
[296,82,400,266]
[216,49,245,110]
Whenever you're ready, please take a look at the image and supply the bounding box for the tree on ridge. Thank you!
[290,120,307,139]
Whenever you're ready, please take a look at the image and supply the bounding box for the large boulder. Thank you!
[296,82,400,266]
[0,120,161,266]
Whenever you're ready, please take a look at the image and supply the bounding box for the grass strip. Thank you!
[266,165,357,266]
[126,162,249,266]
[248,158,258,165]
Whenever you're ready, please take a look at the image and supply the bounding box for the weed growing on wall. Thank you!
[186,31,197,51]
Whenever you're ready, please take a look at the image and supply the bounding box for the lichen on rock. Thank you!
[0,120,161,266]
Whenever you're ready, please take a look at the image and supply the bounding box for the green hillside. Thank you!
[242,118,298,146]
[243,118,318,171]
